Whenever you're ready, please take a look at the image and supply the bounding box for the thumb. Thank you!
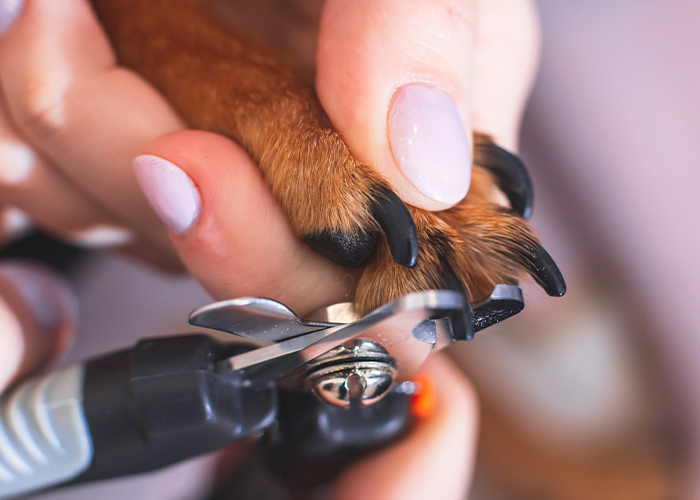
[316,0,475,211]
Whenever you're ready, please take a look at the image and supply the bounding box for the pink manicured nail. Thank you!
[134,155,201,235]
[0,262,78,330]
[389,84,471,204]
[0,0,23,35]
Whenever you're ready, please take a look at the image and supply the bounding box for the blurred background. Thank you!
[7,0,699,498]
[460,0,700,498]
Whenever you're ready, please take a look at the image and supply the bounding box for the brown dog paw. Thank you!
[355,155,566,316]
[92,0,565,312]
[259,126,419,269]
[93,0,419,270]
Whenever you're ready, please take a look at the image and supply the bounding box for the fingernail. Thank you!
[0,0,23,35]
[0,261,78,330]
[134,155,201,235]
[388,84,471,204]
[0,206,32,243]
[68,225,134,249]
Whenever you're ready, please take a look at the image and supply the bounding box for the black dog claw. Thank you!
[525,244,567,297]
[476,142,535,220]
[371,186,419,268]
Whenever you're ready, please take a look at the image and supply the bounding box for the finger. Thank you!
[470,0,540,151]
[0,261,78,392]
[0,206,32,245]
[334,354,479,500]
[0,0,184,252]
[0,98,132,245]
[136,130,354,316]
[0,101,182,268]
[317,0,476,211]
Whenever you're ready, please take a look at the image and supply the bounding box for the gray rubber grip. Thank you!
[0,364,93,498]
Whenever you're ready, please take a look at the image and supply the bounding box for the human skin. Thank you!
[0,0,540,497]
[0,259,477,499]
[0,0,540,306]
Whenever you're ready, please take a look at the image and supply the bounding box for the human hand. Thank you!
[0,0,536,495]
[316,0,540,210]
[133,128,480,499]
[0,0,187,270]
[0,261,76,395]
[0,261,478,500]
[0,0,539,312]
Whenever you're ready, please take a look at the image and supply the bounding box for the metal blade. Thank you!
[218,290,465,386]
[188,297,332,342]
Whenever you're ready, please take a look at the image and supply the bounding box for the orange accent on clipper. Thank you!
[410,374,437,419]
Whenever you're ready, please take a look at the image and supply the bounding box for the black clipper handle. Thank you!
[76,334,277,484]
[0,335,276,498]
[209,389,414,500]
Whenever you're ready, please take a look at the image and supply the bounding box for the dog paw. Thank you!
[260,127,418,269]
[354,139,566,316]
[93,0,565,314]
[300,183,419,269]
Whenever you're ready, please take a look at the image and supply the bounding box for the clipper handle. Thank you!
[0,335,277,498]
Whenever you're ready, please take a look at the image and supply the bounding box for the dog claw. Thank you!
[524,244,567,297]
[476,143,534,220]
[371,187,419,268]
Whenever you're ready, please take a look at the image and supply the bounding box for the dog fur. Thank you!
[90,0,562,314]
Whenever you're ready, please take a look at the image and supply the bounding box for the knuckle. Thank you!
[11,70,72,141]
[16,94,67,142]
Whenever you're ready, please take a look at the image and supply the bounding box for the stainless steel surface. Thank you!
[217,290,465,386]
[307,339,395,367]
[192,286,525,392]
[189,297,333,342]
[305,339,398,408]
[308,362,396,408]
[434,317,454,351]
[488,284,524,304]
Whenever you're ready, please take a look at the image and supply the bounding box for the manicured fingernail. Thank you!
[0,206,32,242]
[389,84,471,204]
[68,225,134,249]
[0,0,23,35]
[0,141,34,184]
[134,155,201,235]
[0,261,78,330]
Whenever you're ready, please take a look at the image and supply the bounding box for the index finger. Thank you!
[136,130,354,317]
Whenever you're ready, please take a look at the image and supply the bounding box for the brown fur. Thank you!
[90,0,547,314]
[355,191,543,313]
